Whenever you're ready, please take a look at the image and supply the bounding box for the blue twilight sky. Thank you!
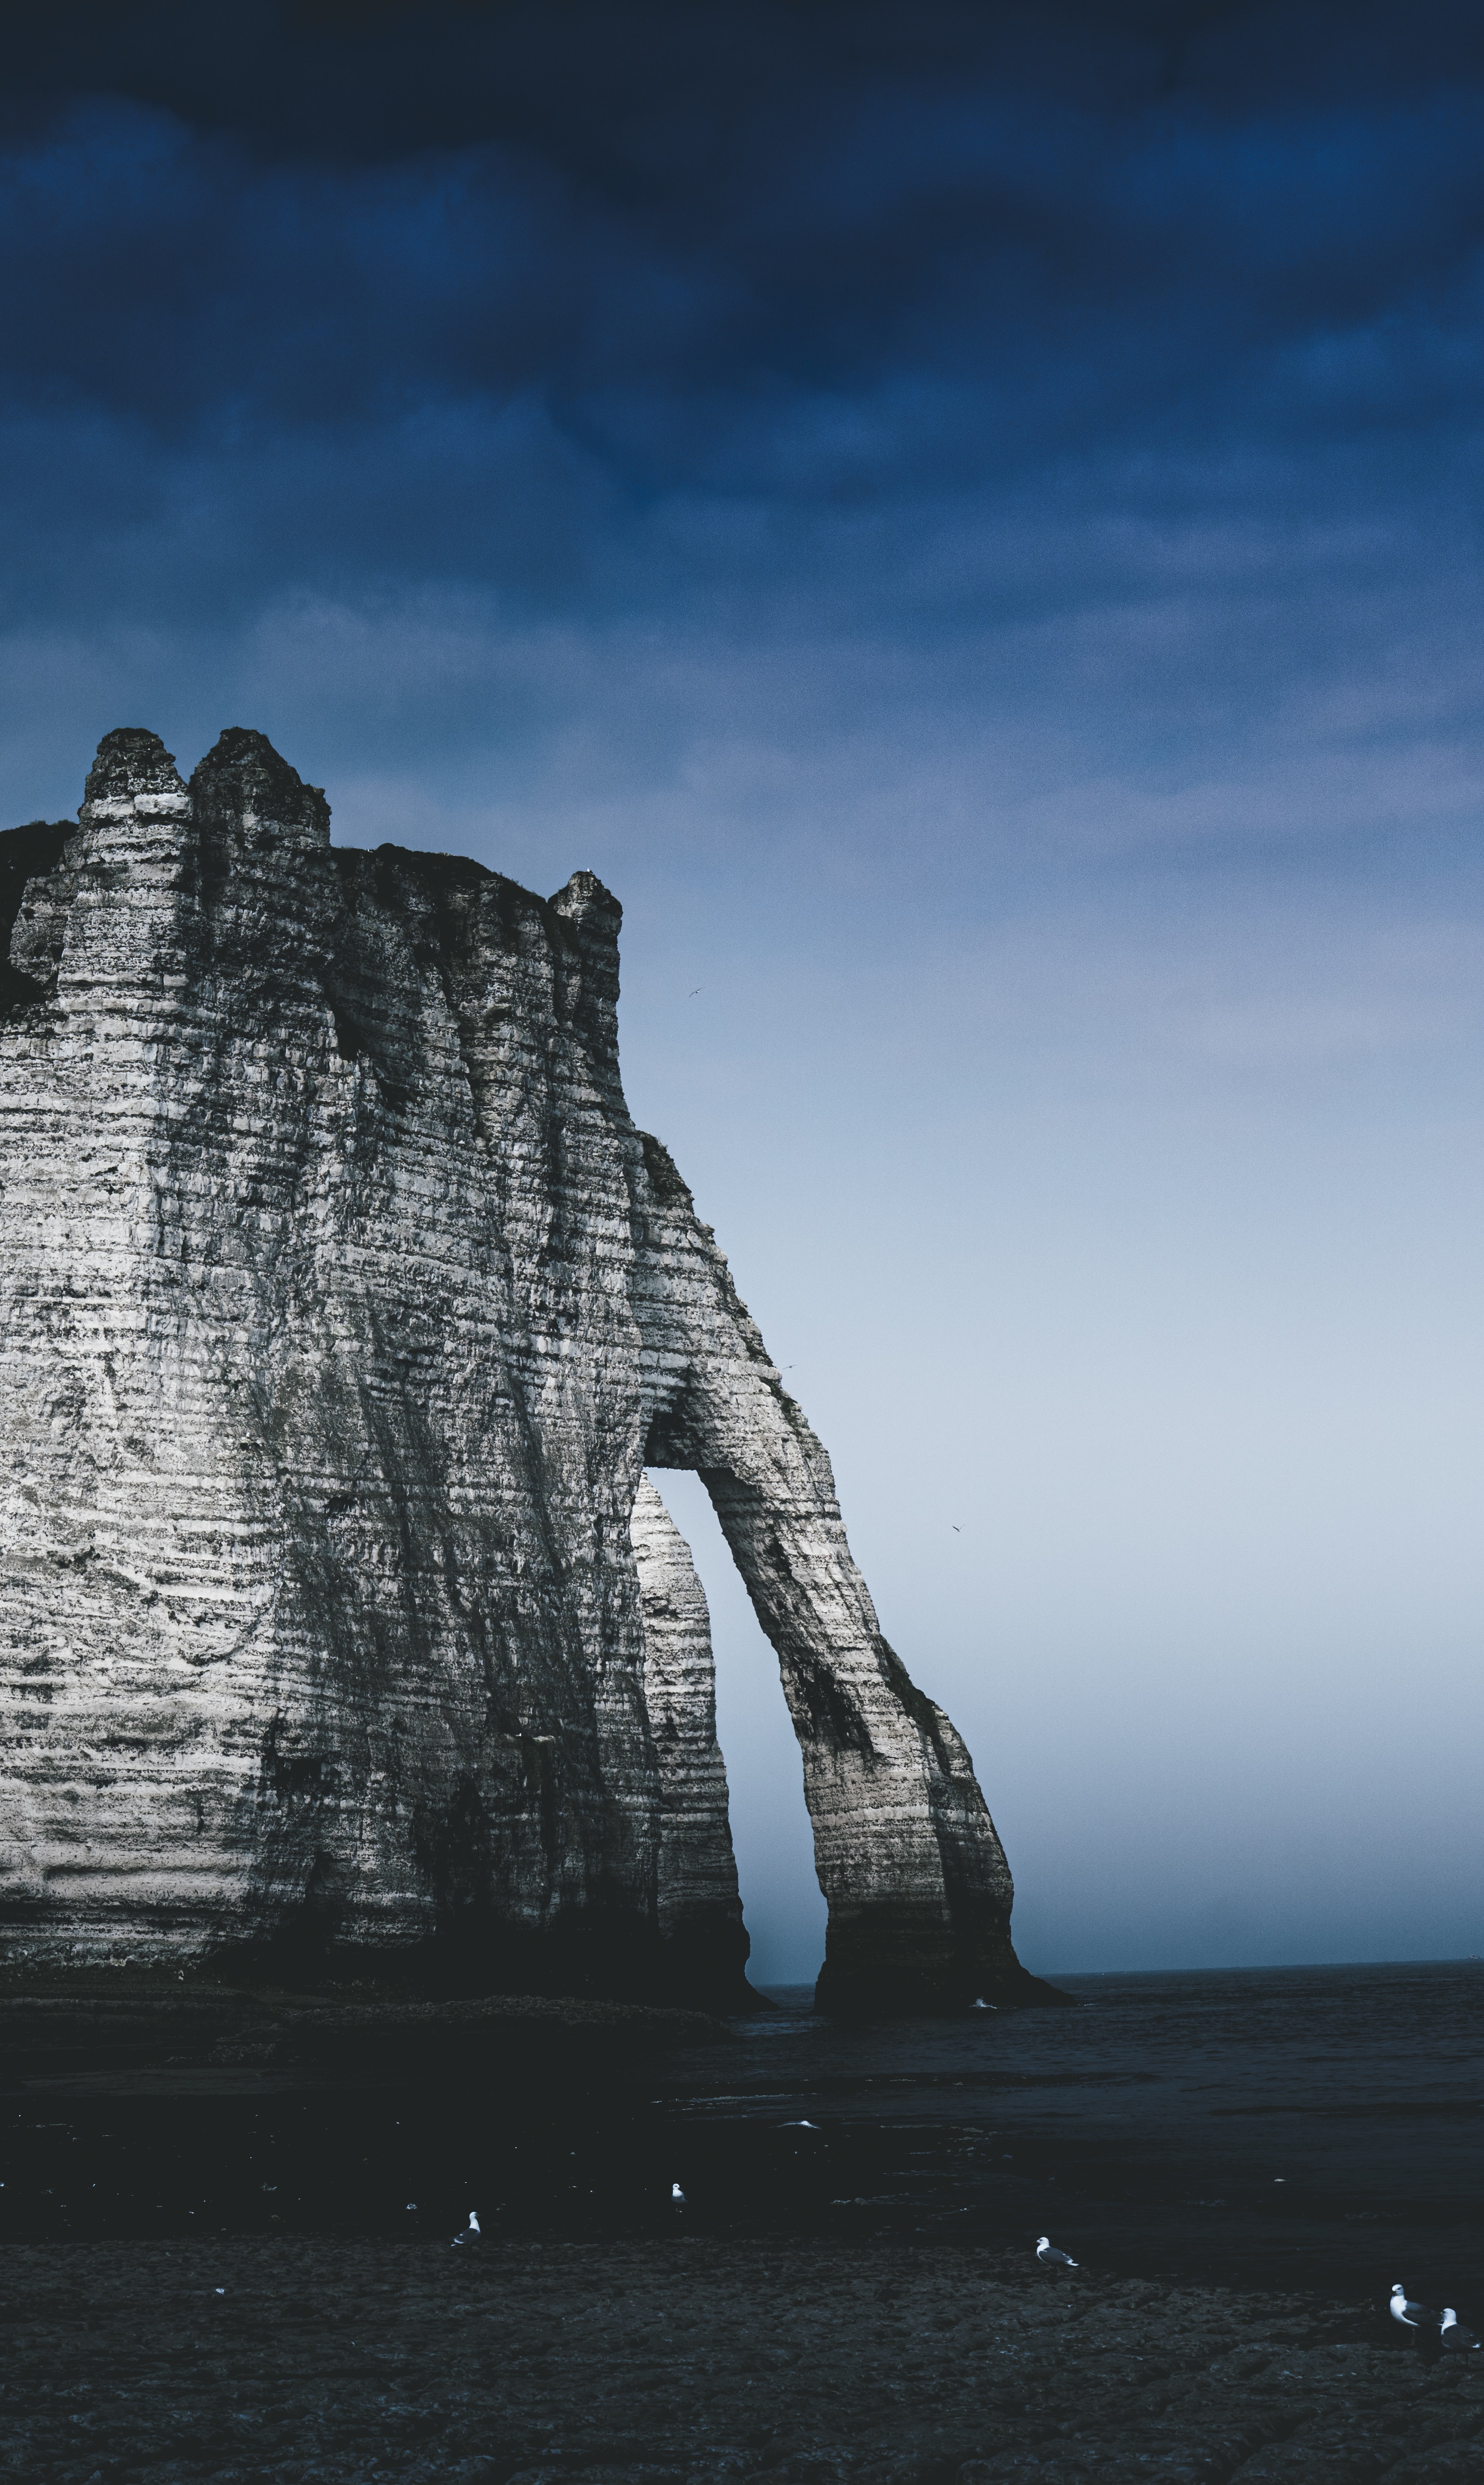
[3,2,1481,1978]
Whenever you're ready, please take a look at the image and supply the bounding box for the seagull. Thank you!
[1390,2284,1442,2330]
[1036,2236,1079,2270]
[451,2210,481,2246]
[671,2182,686,2206]
[781,2120,818,2128]
[1441,2310,1481,2351]
[952,1525,960,1533]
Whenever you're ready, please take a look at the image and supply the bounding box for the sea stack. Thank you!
[0,728,1050,2011]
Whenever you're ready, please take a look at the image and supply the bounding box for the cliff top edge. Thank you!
[9,727,618,929]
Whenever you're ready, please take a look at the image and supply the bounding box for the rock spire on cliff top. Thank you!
[0,728,1056,2011]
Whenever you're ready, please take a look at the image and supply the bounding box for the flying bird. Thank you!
[1036,2236,1079,2270]
[1390,2284,1442,2330]
[1441,2309,1481,2351]
[452,2210,481,2246]
[781,2120,818,2128]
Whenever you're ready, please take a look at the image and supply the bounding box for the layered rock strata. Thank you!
[0,727,1049,2010]
[629,1477,748,1999]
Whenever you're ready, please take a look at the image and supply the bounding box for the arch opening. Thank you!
[639,1467,826,1992]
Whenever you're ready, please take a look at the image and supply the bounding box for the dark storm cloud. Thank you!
[8,8,1484,465]
[4,1,1484,839]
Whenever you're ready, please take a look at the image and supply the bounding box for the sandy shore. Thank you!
[2,2235,1480,2485]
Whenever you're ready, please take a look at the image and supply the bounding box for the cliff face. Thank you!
[0,728,1047,2011]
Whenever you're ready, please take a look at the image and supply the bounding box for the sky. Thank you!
[3,1,1480,1979]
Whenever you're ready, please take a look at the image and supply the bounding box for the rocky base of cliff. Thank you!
[814,1916,1073,2016]
[0,1910,763,2017]
[1,2236,1477,2485]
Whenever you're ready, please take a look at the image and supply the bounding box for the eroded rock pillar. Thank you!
[629,1473,751,2008]
[633,1135,1060,2013]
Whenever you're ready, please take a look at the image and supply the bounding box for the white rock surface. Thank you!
[0,728,1046,2009]
[629,1473,746,1993]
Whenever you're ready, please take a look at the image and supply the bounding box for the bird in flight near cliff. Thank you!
[1390,2284,1441,2329]
[1035,2237,1079,2270]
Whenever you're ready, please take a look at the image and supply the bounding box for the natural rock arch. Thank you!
[0,726,1054,2010]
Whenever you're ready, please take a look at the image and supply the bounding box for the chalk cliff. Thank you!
[0,728,1049,2011]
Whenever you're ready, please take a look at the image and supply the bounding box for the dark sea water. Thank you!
[658,1961,1484,2309]
[5,1960,1482,2320]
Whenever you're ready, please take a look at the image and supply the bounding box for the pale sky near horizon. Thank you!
[3,2,1481,1977]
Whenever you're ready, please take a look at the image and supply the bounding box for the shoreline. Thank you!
[3,2231,1478,2483]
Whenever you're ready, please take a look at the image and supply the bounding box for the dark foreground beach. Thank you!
[4,1963,1482,2481]
[4,2233,1482,2485]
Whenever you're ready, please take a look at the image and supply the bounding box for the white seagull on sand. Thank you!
[451,2211,481,2246]
[1441,2310,1481,2351]
[1389,2284,1441,2330]
[1035,2236,1079,2270]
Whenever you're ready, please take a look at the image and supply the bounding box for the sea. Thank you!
[5,1959,1482,2317]
[661,1962,1484,2309]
